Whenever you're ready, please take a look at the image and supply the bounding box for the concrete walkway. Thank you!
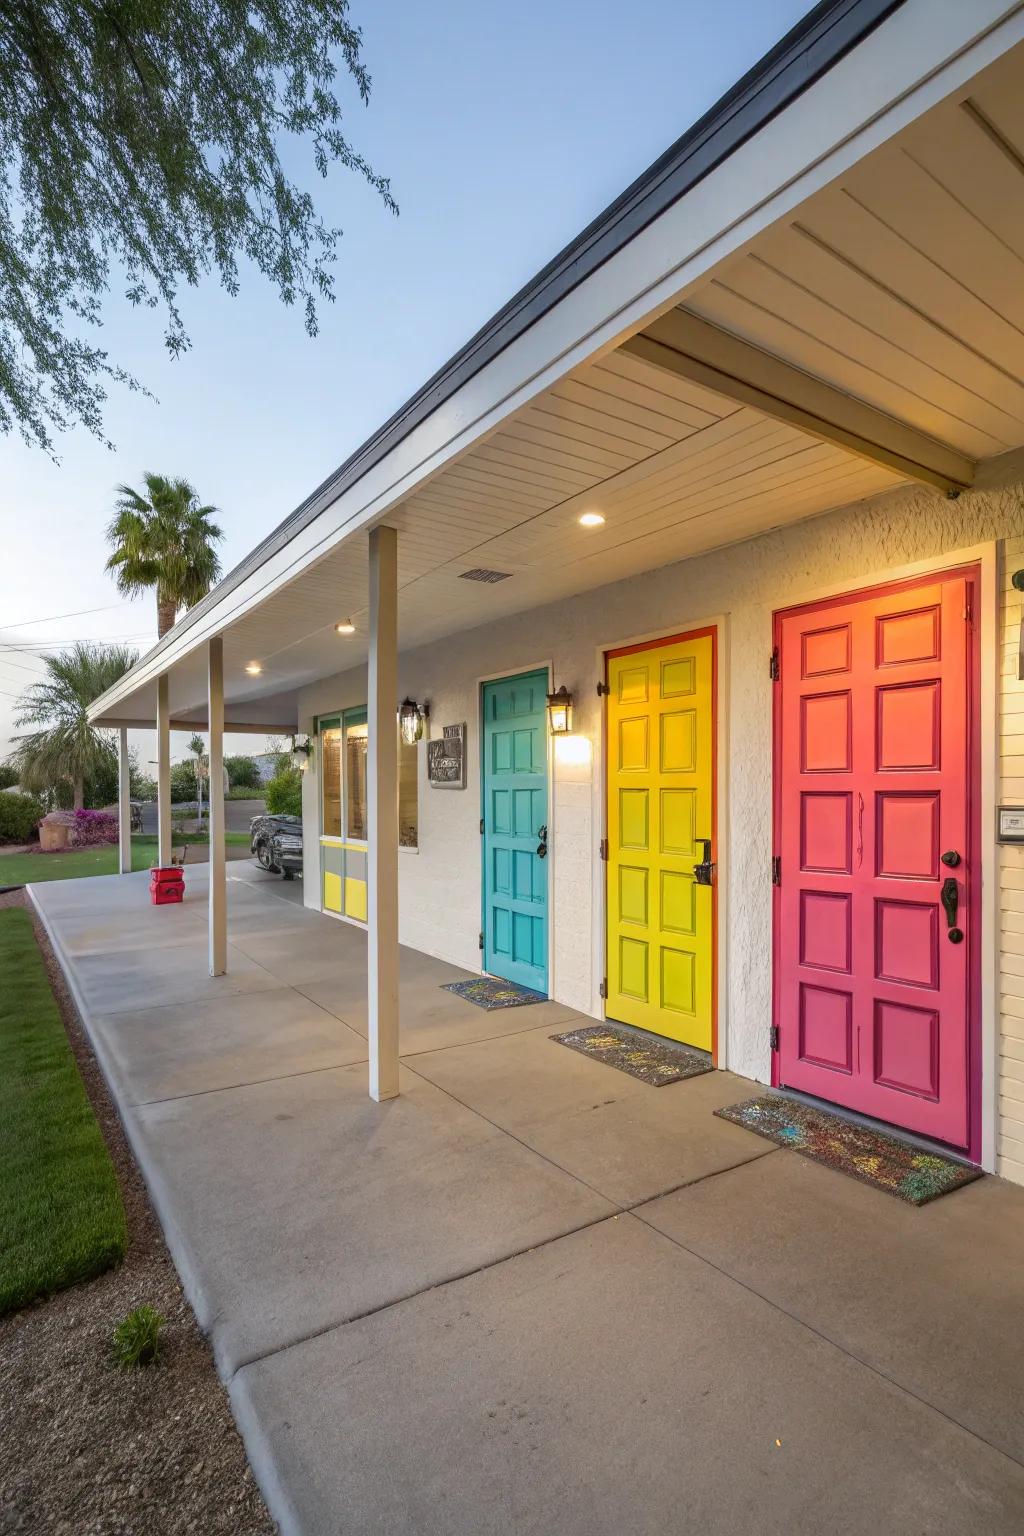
[31,868,1024,1535]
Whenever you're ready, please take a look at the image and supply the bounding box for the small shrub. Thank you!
[0,791,44,844]
[0,764,18,791]
[265,765,302,817]
[46,809,119,847]
[225,754,261,790]
[112,1304,164,1369]
[169,761,197,801]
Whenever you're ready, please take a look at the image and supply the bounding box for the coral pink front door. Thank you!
[774,569,979,1151]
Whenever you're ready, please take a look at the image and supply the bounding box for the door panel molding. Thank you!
[480,668,550,993]
[772,563,982,1156]
[604,626,717,1053]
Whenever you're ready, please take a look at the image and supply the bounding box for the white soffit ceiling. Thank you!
[684,42,1024,463]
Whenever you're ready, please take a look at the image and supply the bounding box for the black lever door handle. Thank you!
[536,824,548,859]
[941,876,963,944]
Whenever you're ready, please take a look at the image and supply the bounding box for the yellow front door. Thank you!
[606,631,715,1051]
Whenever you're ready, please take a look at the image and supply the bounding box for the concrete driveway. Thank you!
[30,868,1024,1535]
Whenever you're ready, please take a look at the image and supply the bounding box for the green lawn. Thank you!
[0,907,127,1313]
[0,832,250,886]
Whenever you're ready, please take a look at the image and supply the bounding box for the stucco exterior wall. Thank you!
[299,449,1024,1182]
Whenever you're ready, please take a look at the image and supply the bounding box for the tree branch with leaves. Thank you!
[0,0,396,452]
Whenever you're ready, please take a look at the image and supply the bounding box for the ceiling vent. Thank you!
[458,567,512,584]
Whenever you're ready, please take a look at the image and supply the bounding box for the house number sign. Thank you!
[427,724,466,788]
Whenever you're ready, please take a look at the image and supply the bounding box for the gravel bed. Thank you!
[0,890,276,1535]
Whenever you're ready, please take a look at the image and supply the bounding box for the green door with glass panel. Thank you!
[319,708,368,922]
[481,670,548,993]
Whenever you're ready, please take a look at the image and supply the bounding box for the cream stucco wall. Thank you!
[299,449,1024,1182]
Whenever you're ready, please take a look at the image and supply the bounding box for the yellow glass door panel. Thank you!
[606,632,714,1050]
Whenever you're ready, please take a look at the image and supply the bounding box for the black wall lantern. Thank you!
[290,733,313,769]
[546,685,574,735]
[1014,570,1024,680]
[398,698,429,746]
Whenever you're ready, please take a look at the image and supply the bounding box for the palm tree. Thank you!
[106,474,224,638]
[6,643,139,810]
[188,731,206,823]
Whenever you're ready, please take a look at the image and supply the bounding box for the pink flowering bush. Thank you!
[48,808,119,847]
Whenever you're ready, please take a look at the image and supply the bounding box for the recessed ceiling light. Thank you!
[578,511,605,527]
[245,662,262,675]
[335,618,356,634]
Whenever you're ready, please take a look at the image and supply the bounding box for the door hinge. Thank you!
[769,646,780,682]
[771,855,781,886]
[599,978,608,1000]
[769,1024,780,1052]
[479,817,485,835]
[596,681,610,697]
[478,930,484,951]
[599,838,609,861]
[964,596,974,624]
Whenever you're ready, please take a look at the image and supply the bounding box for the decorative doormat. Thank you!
[442,977,548,1010]
[550,1023,714,1086]
[714,1095,982,1205]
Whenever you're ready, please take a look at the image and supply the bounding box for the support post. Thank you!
[208,636,227,978]
[367,525,399,1102]
[117,727,132,875]
[156,674,171,867]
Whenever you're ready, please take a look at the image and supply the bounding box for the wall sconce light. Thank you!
[546,685,574,735]
[291,733,313,770]
[398,698,429,746]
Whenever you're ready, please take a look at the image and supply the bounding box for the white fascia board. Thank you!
[89,0,1024,725]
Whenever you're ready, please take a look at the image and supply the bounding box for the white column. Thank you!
[368,525,400,1102]
[208,637,227,977]
[117,727,132,875]
[156,674,172,867]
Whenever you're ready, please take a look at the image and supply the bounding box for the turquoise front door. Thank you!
[481,670,549,994]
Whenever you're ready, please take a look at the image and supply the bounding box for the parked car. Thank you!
[250,812,302,880]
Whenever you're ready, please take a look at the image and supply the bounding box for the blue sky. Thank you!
[0,0,808,760]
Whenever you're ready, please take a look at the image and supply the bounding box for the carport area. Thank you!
[30,868,1024,1535]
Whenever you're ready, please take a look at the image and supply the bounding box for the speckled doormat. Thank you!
[550,1023,714,1086]
[442,977,548,1010]
[714,1095,982,1205]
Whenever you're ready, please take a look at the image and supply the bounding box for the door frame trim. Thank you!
[477,661,554,993]
[770,545,995,1168]
[593,615,729,1066]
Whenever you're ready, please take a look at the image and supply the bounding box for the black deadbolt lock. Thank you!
[940,849,961,868]
[694,839,714,887]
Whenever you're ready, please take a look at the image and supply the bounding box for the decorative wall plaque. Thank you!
[998,805,1024,843]
[427,723,466,788]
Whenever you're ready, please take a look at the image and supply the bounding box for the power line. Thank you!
[0,601,132,632]
[0,654,48,672]
[0,634,151,651]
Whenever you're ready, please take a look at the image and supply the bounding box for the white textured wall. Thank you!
[299,449,1024,1181]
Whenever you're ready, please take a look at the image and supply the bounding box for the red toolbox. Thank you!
[149,866,184,905]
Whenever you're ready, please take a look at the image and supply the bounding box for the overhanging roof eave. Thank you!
[86,0,906,725]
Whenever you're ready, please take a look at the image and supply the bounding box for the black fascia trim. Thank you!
[138,0,907,661]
